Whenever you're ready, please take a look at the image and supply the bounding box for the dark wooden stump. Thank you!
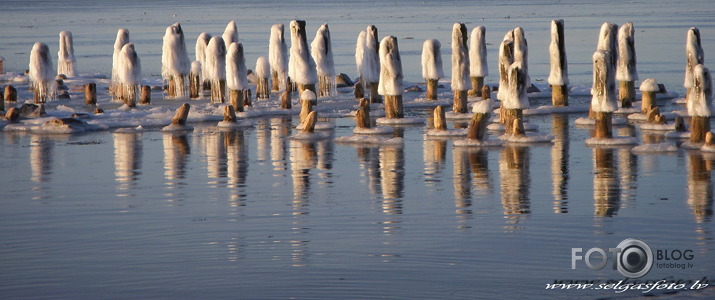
[593,111,613,139]
[481,85,491,100]
[140,85,151,105]
[84,83,96,105]
[4,85,17,102]
[468,76,484,97]
[369,82,382,104]
[384,95,404,119]
[229,89,244,113]
[223,105,237,123]
[466,112,489,141]
[171,103,190,125]
[356,106,370,129]
[190,73,200,99]
[619,81,634,108]
[552,84,568,106]
[354,82,364,100]
[690,116,711,143]
[433,105,447,130]
[426,79,438,100]
[301,111,317,133]
[453,90,468,113]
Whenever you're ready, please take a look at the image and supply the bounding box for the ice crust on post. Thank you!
[684,27,704,90]
[357,25,381,103]
[378,36,403,97]
[687,64,712,117]
[288,20,317,87]
[195,32,212,89]
[616,22,638,82]
[512,27,530,89]
[29,42,56,103]
[112,29,130,91]
[591,50,617,113]
[497,30,514,102]
[311,24,336,97]
[226,42,248,92]
[161,23,191,98]
[548,20,568,87]
[222,20,239,51]
[269,24,288,91]
[116,43,142,107]
[469,26,488,78]
[57,31,77,77]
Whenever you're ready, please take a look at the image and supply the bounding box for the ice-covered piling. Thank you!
[452,23,470,113]
[617,22,638,108]
[359,25,382,103]
[421,39,443,100]
[688,64,712,144]
[190,61,201,99]
[591,50,618,139]
[311,24,336,97]
[300,90,316,124]
[289,20,318,97]
[116,43,142,107]
[255,56,270,99]
[112,29,130,95]
[162,23,191,98]
[639,78,659,113]
[269,24,288,91]
[497,30,514,103]
[548,20,569,106]
[195,32,212,91]
[469,26,488,97]
[685,27,704,106]
[513,27,530,88]
[29,42,56,103]
[597,23,618,70]
[226,42,248,112]
[205,36,226,103]
[502,62,529,136]
[378,36,404,119]
[57,31,77,77]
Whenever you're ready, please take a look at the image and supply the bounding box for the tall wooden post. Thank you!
[84,83,96,105]
[140,85,151,105]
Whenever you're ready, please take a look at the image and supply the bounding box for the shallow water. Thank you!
[1,1,715,299]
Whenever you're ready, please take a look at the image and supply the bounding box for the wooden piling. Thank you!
[140,85,151,105]
[244,89,252,107]
[171,103,190,125]
[618,80,635,108]
[674,116,687,132]
[354,82,364,100]
[384,95,404,119]
[211,80,226,103]
[481,84,491,100]
[257,77,270,100]
[426,79,438,100]
[299,98,313,124]
[705,132,714,147]
[433,105,447,130]
[356,105,370,129]
[468,76,484,97]
[301,111,317,133]
[552,84,568,106]
[190,72,200,99]
[5,107,19,122]
[453,90,468,113]
[281,77,292,109]
[4,85,17,102]
[641,90,655,114]
[593,111,613,139]
[369,82,381,104]
[271,71,280,91]
[223,105,237,123]
[84,83,96,105]
[229,89,244,113]
[502,108,524,136]
[467,112,489,141]
[298,83,316,103]
[690,116,711,143]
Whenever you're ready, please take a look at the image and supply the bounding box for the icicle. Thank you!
[57,31,77,77]
[161,22,191,98]
[29,42,56,103]
[311,23,336,97]
[269,24,288,91]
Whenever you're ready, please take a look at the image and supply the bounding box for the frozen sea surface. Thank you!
[1,0,714,299]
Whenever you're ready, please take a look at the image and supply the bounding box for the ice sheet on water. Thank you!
[217,120,253,128]
[291,131,332,140]
[500,133,554,144]
[640,123,676,131]
[375,117,424,125]
[453,138,504,147]
[334,135,403,145]
[445,111,473,120]
[487,122,539,132]
[524,105,589,115]
[632,142,678,153]
[425,128,468,137]
[353,127,393,135]
[585,137,639,146]
[665,131,690,139]
[574,117,628,126]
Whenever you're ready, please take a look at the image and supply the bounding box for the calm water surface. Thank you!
[1,0,714,299]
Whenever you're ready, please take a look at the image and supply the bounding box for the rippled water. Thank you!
[1,0,714,299]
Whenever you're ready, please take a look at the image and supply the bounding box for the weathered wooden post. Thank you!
[617,22,637,108]
[591,50,618,139]
[195,32,212,93]
[270,24,288,92]
[223,105,237,123]
[5,107,19,122]
[29,42,55,103]
[497,30,515,122]
[451,23,470,113]
[481,84,491,100]
[639,78,659,114]
[171,103,190,125]
[379,36,404,119]
[360,25,382,104]
[299,90,316,124]
[189,61,201,99]
[255,56,270,100]
[4,85,17,102]
[548,19,569,106]
[161,22,191,98]
[356,104,371,129]
[84,82,96,105]
[433,105,447,130]
[289,20,318,98]
[205,36,226,103]
[684,27,704,106]
[140,85,151,105]
[469,26,488,97]
[421,39,443,100]
[300,111,317,133]
[466,111,489,141]
[688,64,712,144]
[502,62,528,137]
[354,81,364,100]
[57,31,77,77]
[281,77,292,109]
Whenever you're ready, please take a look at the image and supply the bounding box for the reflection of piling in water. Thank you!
[500,145,531,226]
[271,116,291,171]
[113,132,142,192]
[30,135,53,183]
[163,133,190,183]
[468,149,491,192]
[380,146,405,214]
[204,130,226,180]
[593,148,620,217]
[256,118,270,162]
[687,153,713,223]
[551,115,569,213]
[423,139,446,185]
[225,130,248,206]
[453,147,472,215]
[618,147,638,205]
[356,146,382,195]
[290,140,317,212]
